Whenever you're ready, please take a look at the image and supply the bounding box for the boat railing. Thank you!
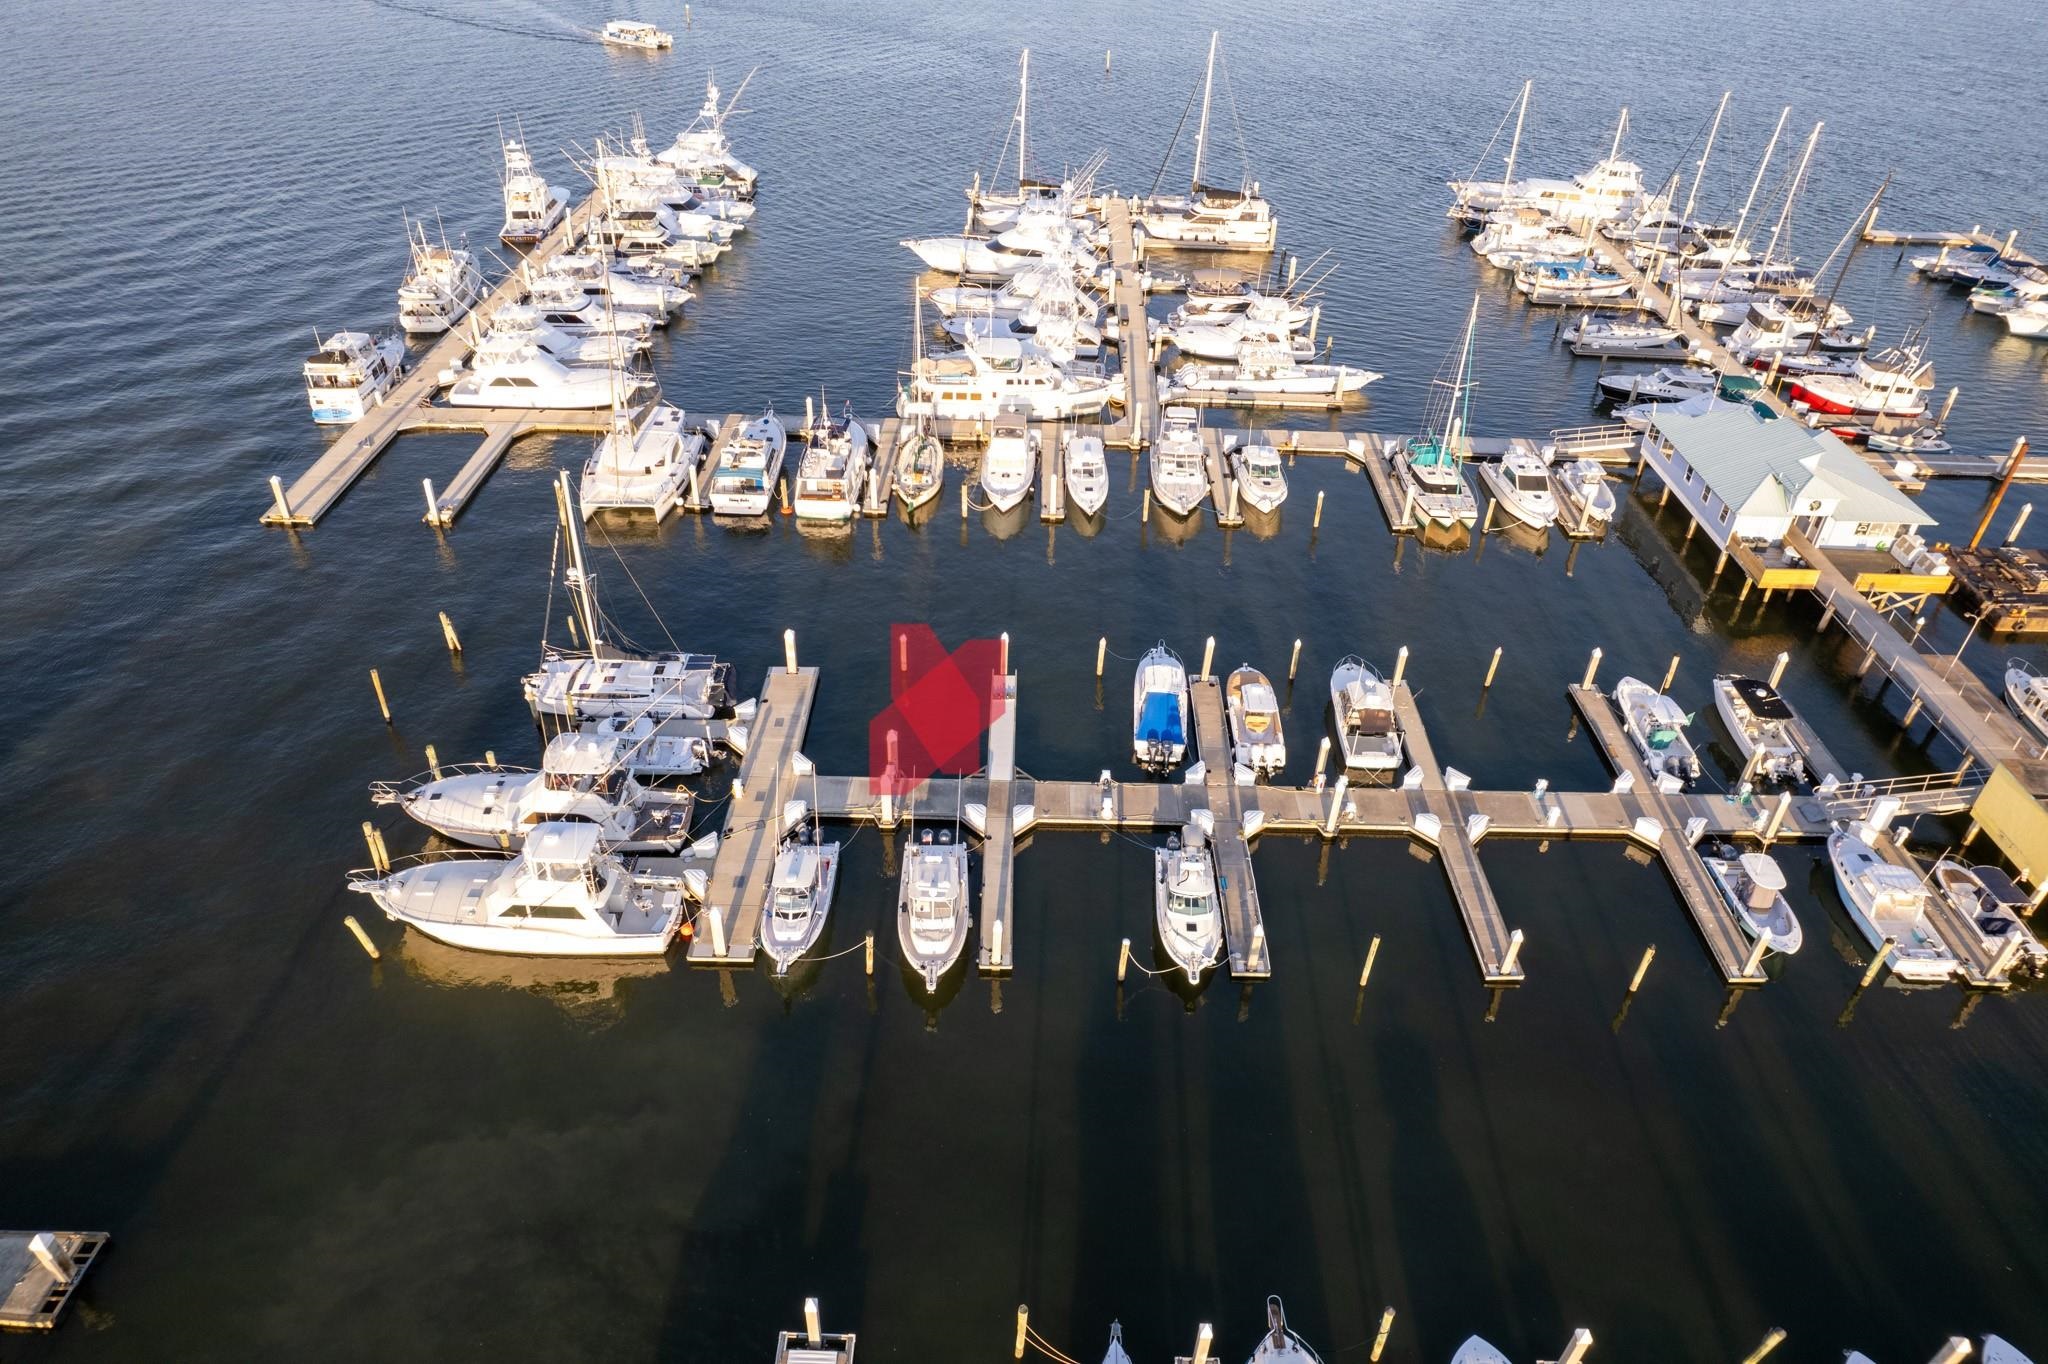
[369,761,533,804]
[1548,422,1637,456]
[1816,766,1986,818]
[347,844,521,887]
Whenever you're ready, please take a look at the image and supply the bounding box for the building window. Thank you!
[1718,504,1731,525]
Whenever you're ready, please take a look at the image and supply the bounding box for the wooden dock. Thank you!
[1198,430,1245,527]
[1039,426,1066,522]
[1,1230,106,1330]
[1187,677,1270,978]
[975,673,1021,974]
[411,408,613,525]
[1101,198,1156,450]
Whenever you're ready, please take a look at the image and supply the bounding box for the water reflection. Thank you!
[397,930,670,1027]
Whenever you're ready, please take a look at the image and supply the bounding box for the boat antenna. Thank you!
[1805,173,1891,356]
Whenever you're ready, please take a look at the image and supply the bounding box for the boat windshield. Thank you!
[773,889,811,916]
[1515,471,1550,493]
[1170,892,1210,915]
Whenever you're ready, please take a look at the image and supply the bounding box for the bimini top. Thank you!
[525,822,603,868]
[1138,692,1185,746]
[1728,677,1793,720]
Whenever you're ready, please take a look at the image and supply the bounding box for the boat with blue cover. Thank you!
[1133,644,1189,770]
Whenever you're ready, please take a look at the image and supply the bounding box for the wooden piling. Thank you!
[343,916,380,960]
[2007,502,2034,545]
[422,477,439,525]
[1860,936,1896,987]
[1767,650,1787,688]
[1014,1306,1029,1359]
[1142,488,1152,519]
[1117,937,1131,983]
[1628,945,1656,994]
[1288,638,1302,681]
[363,820,388,874]
[1369,1308,1395,1361]
[1661,654,1680,693]
[370,668,392,724]
[1484,646,1502,688]
[1313,489,1324,528]
[1358,935,1381,987]
[864,932,875,976]
[425,743,441,780]
[1582,646,1603,691]
[1392,645,1409,686]
[784,628,798,674]
[1096,636,1107,677]
[1739,1328,1786,1364]
[438,611,462,653]
[1200,635,1215,680]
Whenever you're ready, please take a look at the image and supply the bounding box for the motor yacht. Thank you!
[2005,660,2048,743]
[396,222,485,335]
[602,19,672,48]
[499,135,568,247]
[447,334,634,409]
[1594,366,1717,404]
[764,830,841,976]
[1168,342,1380,402]
[897,826,971,993]
[303,330,405,425]
[898,338,1125,422]
[979,410,1038,513]
[1150,406,1210,516]
[792,406,872,522]
[1475,444,1557,530]
[1828,823,1958,983]
[706,408,786,516]
[1330,656,1402,772]
[1063,431,1108,516]
[1228,438,1287,513]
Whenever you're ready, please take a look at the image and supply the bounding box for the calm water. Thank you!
[5,0,2048,1358]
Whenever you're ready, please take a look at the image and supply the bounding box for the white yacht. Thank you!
[708,409,787,516]
[2006,661,2048,743]
[1248,1296,1321,1364]
[1828,823,1958,983]
[396,223,485,336]
[979,410,1038,512]
[371,730,692,853]
[1448,1339,1512,1364]
[1613,675,1701,786]
[499,135,568,247]
[483,305,641,366]
[1476,445,1557,530]
[1701,844,1802,955]
[1225,665,1286,775]
[1389,295,1481,527]
[1164,314,1313,363]
[764,833,841,976]
[899,338,1124,422]
[523,287,660,342]
[655,79,759,194]
[1134,644,1190,769]
[1562,313,1679,355]
[1711,676,1807,783]
[349,822,684,957]
[1150,406,1210,517]
[1513,258,1631,305]
[1062,431,1108,516]
[2004,299,2048,338]
[536,250,691,318]
[1138,35,1278,252]
[602,19,672,48]
[1229,438,1287,512]
[1331,656,1402,772]
[897,827,971,993]
[1930,862,2047,969]
[1595,366,1717,404]
[1551,457,1616,530]
[1172,282,1310,326]
[1155,818,1224,984]
[447,335,633,409]
[892,416,945,511]
[581,401,703,520]
[1168,342,1380,402]
[791,407,872,522]
[303,330,405,425]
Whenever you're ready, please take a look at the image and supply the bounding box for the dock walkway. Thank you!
[1188,677,1270,978]
[1101,199,1156,450]
[976,674,1022,973]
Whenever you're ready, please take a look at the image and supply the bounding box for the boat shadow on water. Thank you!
[396,929,671,1028]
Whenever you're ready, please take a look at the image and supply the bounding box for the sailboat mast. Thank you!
[1607,106,1628,164]
[1728,105,1790,255]
[556,470,606,659]
[1679,91,1730,229]
[1445,293,1480,451]
[1191,30,1218,193]
[1502,79,1531,188]
[1764,121,1823,269]
[1017,48,1030,192]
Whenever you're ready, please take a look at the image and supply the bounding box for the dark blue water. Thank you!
[4,0,2048,1358]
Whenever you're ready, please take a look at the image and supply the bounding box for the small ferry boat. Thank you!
[396,223,485,336]
[1476,445,1557,530]
[499,136,568,247]
[1062,431,1108,516]
[1929,860,2047,971]
[1154,818,1223,985]
[1133,644,1190,770]
[897,826,971,994]
[1828,824,1958,983]
[791,407,872,522]
[979,410,1038,513]
[1701,844,1802,955]
[1331,656,1403,772]
[1225,665,1286,775]
[1249,1296,1320,1364]
[1150,406,1210,516]
[1228,438,1288,512]
[1551,457,1615,530]
[764,827,840,976]
[349,822,684,957]
[581,401,704,520]
[2004,660,2048,743]
[1613,675,1701,786]
[602,19,673,49]
[1711,675,1807,783]
[371,730,692,853]
[707,409,786,517]
[303,330,405,425]
[892,416,945,511]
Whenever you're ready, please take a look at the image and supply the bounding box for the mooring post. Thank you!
[343,916,381,960]
[1193,1323,1214,1364]
[1014,1306,1028,1360]
[1740,1328,1787,1364]
[1001,631,1011,678]
[864,932,875,976]
[1314,736,1331,785]
[1926,1339,1971,1364]
[1248,921,1265,971]
[1763,790,1793,845]
[1556,1330,1594,1364]
[1313,489,1325,528]
[1322,774,1351,837]
[1860,936,1896,988]
[1358,935,1381,988]
[805,1298,822,1347]
[363,821,388,873]
[2007,503,2034,545]
[1582,646,1604,691]
[1142,488,1152,519]
[1289,638,1302,681]
[370,668,392,724]
[1740,932,1770,979]
[1628,945,1656,994]
[1768,650,1788,688]
[422,477,440,525]
[1200,635,1215,680]
[425,743,441,780]
[960,480,969,519]
[1661,653,1680,693]
[1484,646,1502,688]
[268,475,294,524]
[706,906,727,959]
[1369,1308,1395,1360]
[1117,937,1131,983]
[784,628,798,674]
[1393,645,1409,687]
[1501,928,1525,975]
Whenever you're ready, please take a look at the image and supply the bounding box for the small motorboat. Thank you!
[1701,843,1802,955]
[1564,313,1682,356]
[764,828,841,976]
[1613,675,1701,787]
[792,407,872,522]
[1248,1296,1321,1363]
[980,409,1039,513]
[1154,817,1223,985]
[1228,438,1288,513]
[1929,861,2047,971]
[2006,660,2048,744]
[1712,675,1808,783]
[1151,406,1210,517]
[1828,823,1957,983]
[1133,644,1189,770]
[1865,426,1953,457]
[1225,665,1286,775]
[602,19,673,49]
[1063,431,1108,516]
[892,417,945,510]
[1594,365,1716,404]
[707,409,787,516]
[897,826,972,993]
[1330,656,1402,772]
[1551,457,1616,530]
[1476,444,1558,530]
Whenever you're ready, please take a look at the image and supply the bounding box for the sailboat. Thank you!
[966,49,1067,231]
[1387,295,1482,528]
[1139,33,1279,251]
[1248,1296,1322,1363]
[580,393,704,521]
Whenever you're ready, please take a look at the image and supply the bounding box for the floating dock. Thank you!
[975,673,1022,974]
[1940,546,2048,634]
[1187,677,1269,977]
[1,1230,106,1331]
[1101,198,1155,450]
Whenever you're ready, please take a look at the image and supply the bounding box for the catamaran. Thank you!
[1150,407,1210,516]
[791,405,872,522]
[1330,656,1403,772]
[1138,33,1278,251]
[396,218,485,335]
[1475,444,1557,530]
[498,133,568,247]
[1225,665,1286,775]
[1134,644,1190,770]
[1828,822,1958,983]
[1229,438,1288,512]
[897,825,971,993]
[1711,675,1807,783]
[1613,674,1701,786]
[979,409,1038,513]
[707,408,786,516]
[1387,295,1482,527]
[581,400,704,520]
[303,330,405,425]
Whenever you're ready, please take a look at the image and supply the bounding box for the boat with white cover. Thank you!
[602,19,672,48]
[303,330,404,425]
[1150,407,1209,516]
[1154,817,1223,984]
[1711,675,1807,783]
[1551,457,1615,530]
[1563,314,1681,356]
[791,407,871,522]
[764,827,841,976]
[1514,258,1631,304]
[523,286,660,341]
[349,822,685,957]
[499,135,568,246]
[1929,861,2047,970]
[396,222,485,335]
[1476,444,1557,529]
[1226,665,1286,774]
[707,409,786,516]
[1786,341,1935,418]
[1134,644,1190,769]
[1613,674,1701,786]
[1062,431,1108,516]
[897,826,971,993]
[1229,439,1287,512]
[1701,843,1802,955]
[371,730,693,852]
[1828,823,1957,983]
[581,401,703,520]
[448,334,635,409]
[1248,1296,1321,1364]
[1330,657,1402,772]
[1172,285,1310,328]
[979,410,1038,512]
[2005,660,2048,743]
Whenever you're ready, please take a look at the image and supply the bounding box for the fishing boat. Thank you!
[1063,431,1108,515]
[655,78,759,195]
[1472,207,1588,268]
[2005,660,2048,743]
[1133,644,1190,770]
[897,826,971,993]
[1613,675,1701,785]
[980,410,1038,512]
[764,827,841,976]
[1168,342,1380,402]
[1725,296,1860,357]
[349,822,684,957]
[1594,366,1717,404]
[1225,665,1286,775]
[1514,258,1631,304]
[447,335,635,409]
[1150,407,1210,516]
[1138,33,1278,251]
[707,409,786,516]
[302,330,405,425]
[535,250,691,317]
[1164,314,1314,363]
[524,284,661,339]
[1701,843,1802,955]
[602,19,673,48]
[581,713,712,779]
[498,135,568,246]
[1711,675,1807,783]
[1929,861,2047,970]
[396,220,485,335]
[581,400,703,520]
[1476,445,1557,530]
[1229,438,1288,512]
[1249,1296,1321,1364]
[371,730,692,853]
[893,415,945,511]
[1154,818,1223,984]
[791,406,872,522]
[898,338,1125,422]
[483,305,644,366]
[1786,341,1935,418]
[1551,457,1615,530]
[1172,287,1310,329]
[1330,657,1403,772]
[1828,823,1958,983]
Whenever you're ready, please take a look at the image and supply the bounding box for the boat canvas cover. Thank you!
[1343,681,1394,734]
[1730,677,1792,719]
[1138,692,1185,746]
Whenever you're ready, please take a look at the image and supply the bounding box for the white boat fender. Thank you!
[1182,760,1206,785]
[686,831,720,860]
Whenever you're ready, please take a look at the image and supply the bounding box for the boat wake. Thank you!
[364,0,591,44]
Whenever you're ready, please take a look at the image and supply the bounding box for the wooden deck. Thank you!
[0,1231,107,1331]
[976,674,1021,973]
[1100,198,1156,450]
[1188,677,1270,979]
